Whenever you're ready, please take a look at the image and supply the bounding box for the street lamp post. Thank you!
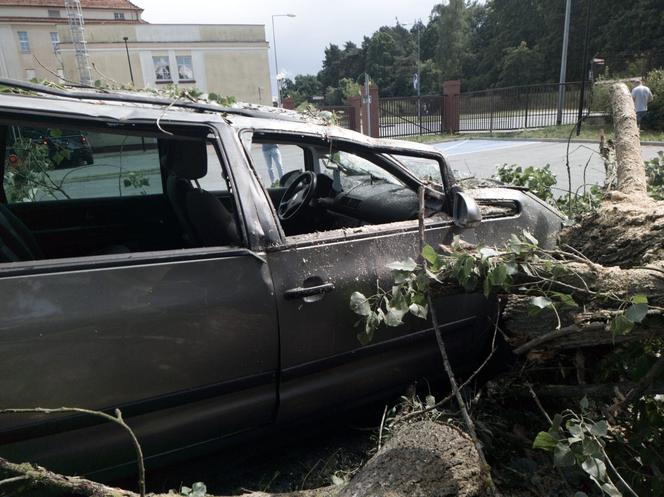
[271,13,295,107]
[123,36,135,86]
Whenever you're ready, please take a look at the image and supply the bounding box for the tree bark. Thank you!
[609,83,648,198]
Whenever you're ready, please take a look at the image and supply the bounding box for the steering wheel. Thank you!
[278,171,318,222]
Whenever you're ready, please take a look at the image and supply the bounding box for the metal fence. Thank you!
[459,82,594,132]
[378,95,444,138]
[319,105,357,131]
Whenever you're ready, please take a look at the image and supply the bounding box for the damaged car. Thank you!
[0,79,564,478]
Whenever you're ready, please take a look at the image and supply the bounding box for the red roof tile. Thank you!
[0,0,142,10]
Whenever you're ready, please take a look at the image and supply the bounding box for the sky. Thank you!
[133,0,440,91]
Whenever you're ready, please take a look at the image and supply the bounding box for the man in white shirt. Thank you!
[632,79,654,128]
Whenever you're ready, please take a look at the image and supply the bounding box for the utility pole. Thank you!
[271,13,295,107]
[576,0,593,136]
[556,0,572,125]
[364,73,372,137]
[416,19,422,135]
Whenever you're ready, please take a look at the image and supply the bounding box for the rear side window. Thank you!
[3,126,162,202]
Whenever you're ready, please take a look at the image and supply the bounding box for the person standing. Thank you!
[631,79,654,128]
[261,143,285,184]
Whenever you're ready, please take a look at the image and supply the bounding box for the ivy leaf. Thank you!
[421,244,438,266]
[387,258,417,272]
[630,294,648,305]
[349,292,372,317]
[530,296,553,310]
[553,443,576,467]
[489,263,508,288]
[551,291,579,309]
[581,457,607,482]
[408,303,428,319]
[532,431,558,451]
[590,420,609,438]
[609,314,634,335]
[625,303,648,324]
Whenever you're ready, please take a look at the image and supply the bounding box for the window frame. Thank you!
[152,55,173,83]
[17,31,30,53]
[49,31,59,52]
[47,9,60,18]
[239,129,451,247]
[114,12,126,20]
[175,55,195,83]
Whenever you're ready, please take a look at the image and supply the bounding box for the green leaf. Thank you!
[422,244,438,265]
[489,263,508,287]
[600,482,622,497]
[350,292,372,316]
[581,457,607,482]
[532,431,558,451]
[582,437,603,458]
[530,296,553,309]
[567,423,584,439]
[609,314,634,335]
[386,258,417,272]
[625,303,648,324]
[551,291,579,309]
[580,396,589,410]
[408,303,428,319]
[523,230,539,246]
[630,294,648,305]
[590,420,609,438]
[554,443,576,467]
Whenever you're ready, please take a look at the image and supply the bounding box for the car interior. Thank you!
[247,132,447,237]
[0,120,242,263]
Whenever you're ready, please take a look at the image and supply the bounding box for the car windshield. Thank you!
[319,150,401,186]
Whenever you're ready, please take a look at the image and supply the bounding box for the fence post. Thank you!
[489,90,495,133]
[369,85,380,138]
[524,87,530,129]
[442,80,461,133]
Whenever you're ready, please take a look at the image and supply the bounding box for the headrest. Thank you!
[165,140,207,180]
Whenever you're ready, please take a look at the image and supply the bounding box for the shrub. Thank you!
[642,68,664,131]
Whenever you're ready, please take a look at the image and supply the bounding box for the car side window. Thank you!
[248,142,305,188]
[390,154,443,184]
[3,125,162,202]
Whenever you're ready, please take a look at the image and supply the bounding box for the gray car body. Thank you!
[0,89,565,478]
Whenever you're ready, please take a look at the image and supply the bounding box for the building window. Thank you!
[25,69,36,81]
[17,31,30,53]
[50,32,59,51]
[114,12,126,20]
[48,9,60,17]
[176,55,195,82]
[152,56,172,82]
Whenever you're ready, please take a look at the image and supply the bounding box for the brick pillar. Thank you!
[345,95,363,132]
[442,80,461,133]
[359,85,380,138]
[282,96,296,110]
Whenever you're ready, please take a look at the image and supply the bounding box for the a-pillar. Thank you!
[442,80,461,133]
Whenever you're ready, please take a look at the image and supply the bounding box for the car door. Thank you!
[255,137,493,421]
[0,120,279,477]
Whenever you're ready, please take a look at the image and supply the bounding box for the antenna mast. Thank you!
[64,0,93,86]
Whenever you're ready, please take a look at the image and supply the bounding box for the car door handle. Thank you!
[284,282,335,300]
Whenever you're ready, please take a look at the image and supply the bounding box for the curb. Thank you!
[451,136,664,147]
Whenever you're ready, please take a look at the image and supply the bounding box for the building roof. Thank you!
[0,0,142,10]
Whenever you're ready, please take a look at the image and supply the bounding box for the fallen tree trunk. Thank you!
[0,421,482,497]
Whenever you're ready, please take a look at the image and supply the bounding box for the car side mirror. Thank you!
[453,191,482,228]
